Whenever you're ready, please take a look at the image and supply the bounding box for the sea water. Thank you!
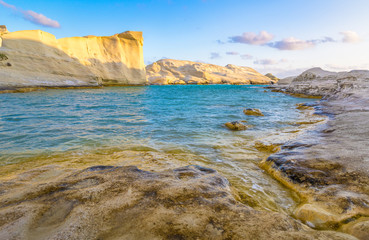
[0,85,320,213]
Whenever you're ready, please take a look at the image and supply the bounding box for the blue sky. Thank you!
[1,0,368,77]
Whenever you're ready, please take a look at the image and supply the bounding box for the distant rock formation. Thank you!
[146,59,277,85]
[282,67,369,97]
[265,73,279,81]
[0,28,146,90]
[0,25,8,34]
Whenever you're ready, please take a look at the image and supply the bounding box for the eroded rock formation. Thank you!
[224,121,248,130]
[0,26,146,90]
[146,59,276,85]
[243,108,264,116]
[0,165,355,240]
[264,68,369,239]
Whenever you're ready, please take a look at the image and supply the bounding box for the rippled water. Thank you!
[0,85,319,212]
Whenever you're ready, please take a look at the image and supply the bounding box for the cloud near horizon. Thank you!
[227,30,362,50]
[253,58,287,65]
[340,31,360,43]
[226,51,239,55]
[210,52,221,59]
[240,54,253,60]
[267,37,335,50]
[0,0,60,28]
[229,31,274,45]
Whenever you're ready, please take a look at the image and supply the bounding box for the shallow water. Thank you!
[0,85,320,213]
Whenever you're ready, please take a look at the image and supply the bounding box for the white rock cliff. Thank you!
[0,27,146,90]
[146,59,275,85]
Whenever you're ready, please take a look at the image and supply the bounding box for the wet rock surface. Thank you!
[243,108,264,116]
[0,165,355,240]
[224,121,248,130]
[264,68,369,237]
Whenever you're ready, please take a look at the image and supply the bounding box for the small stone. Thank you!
[224,121,247,130]
[243,108,264,116]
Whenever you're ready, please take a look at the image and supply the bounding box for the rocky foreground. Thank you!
[263,68,369,239]
[0,165,354,240]
[146,59,276,85]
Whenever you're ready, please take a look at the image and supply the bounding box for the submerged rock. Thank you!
[296,103,314,110]
[224,121,248,130]
[254,142,281,153]
[243,108,264,116]
[0,165,355,240]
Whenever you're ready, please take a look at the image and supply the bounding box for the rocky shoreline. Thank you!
[1,67,368,239]
[262,68,369,239]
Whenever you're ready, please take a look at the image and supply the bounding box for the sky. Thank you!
[1,0,368,77]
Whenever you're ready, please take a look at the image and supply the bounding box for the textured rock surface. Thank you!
[243,108,264,116]
[146,59,276,85]
[0,28,146,90]
[224,121,248,130]
[263,68,369,237]
[0,25,8,34]
[265,73,279,81]
[58,31,146,86]
[0,165,355,240]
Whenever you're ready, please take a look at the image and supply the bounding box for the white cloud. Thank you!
[240,54,253,60]
[210,52,221,59]
[229,31,274,45]
[267,37,334,50]
[226,51,239,55]
[340,31,360,43]
[268,37,315,50]
[23,10,60,28]
[253,58,288,65]
[254,59,278,65]
[0,0,60,28]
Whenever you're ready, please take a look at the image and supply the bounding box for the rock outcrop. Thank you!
[265,73,279,81]
[0,25,8,34]
[0,165,355,240]
[146,59,276,85]
[0,27,146,90]
[224,121,248,130]
[264,68,369,239]
[282,67,369,97]
[243,108,264,116]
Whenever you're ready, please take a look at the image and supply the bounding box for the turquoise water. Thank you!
[0,85,318,212]
[0,85,312,163]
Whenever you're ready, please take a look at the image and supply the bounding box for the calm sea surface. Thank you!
[0,85,318,212]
